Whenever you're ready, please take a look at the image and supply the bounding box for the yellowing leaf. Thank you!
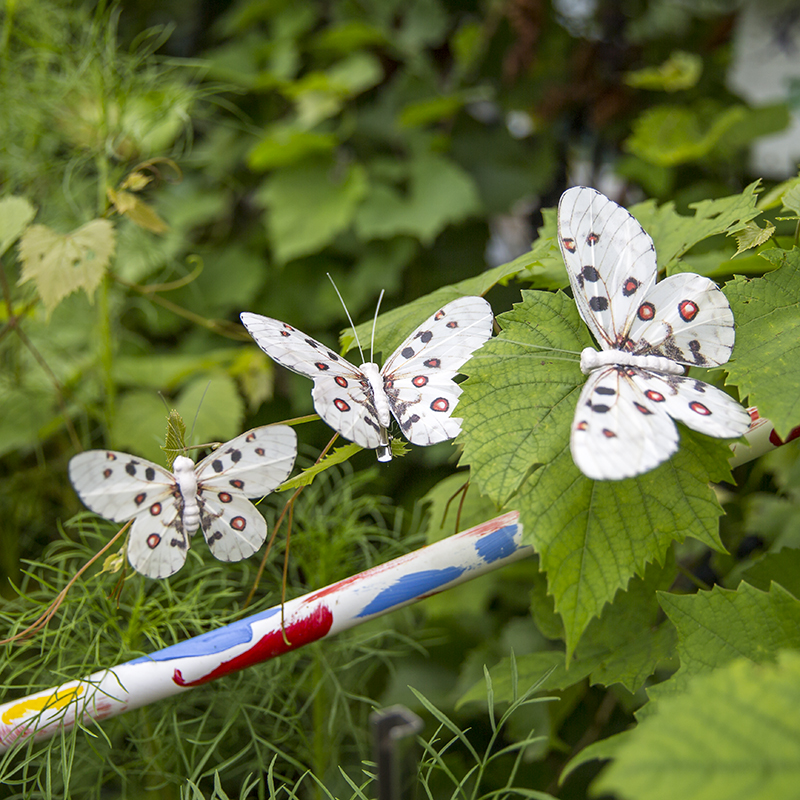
[18,219,116,314]
[730,220,775,256]
[0,196,37,257]
[625,51,703,92]
[120,170,153,191]
[107,187,168,233]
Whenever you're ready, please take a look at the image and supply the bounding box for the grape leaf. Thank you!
[729,220,775,256]
[457,288,737,654]
[18,219,116,314]
[647,582,800,707]
[0,196,36,257]
[594,651,800,800]
[725,250,800,438]
[459,560,679,706]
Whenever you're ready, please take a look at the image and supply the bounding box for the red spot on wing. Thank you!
[689,401,710,416]
[334,398,351,412]
[412,375,428,387]
[434,310,445,320]
[645,390,665,403]
[172,604,334,687]
[147,533,161,550]
[562,237,576,252]
[335,376,348,388]
[431,398,449,412]
[679,300,698,322]
[638,302,655,321]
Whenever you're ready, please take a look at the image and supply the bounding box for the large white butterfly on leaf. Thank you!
[69,425,297,579]
[240,296,493,461]
[557,186,751,480]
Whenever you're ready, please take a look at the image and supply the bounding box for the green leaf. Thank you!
[248,127,338,171]
[625,104,747,166]
[277,443,362,492]
[354,152,480,245]
[738,549,800,599]
[177,374,244,448]
[460,561,679,706]
[18,219,116,314]
[729,220,775,256]
[162,409,187,470]
[342,245,546,357]
[112,350,239,390]
[725,250,800,439]
[457,289,737,654]
[625,51,702,92]
[781,183,800,217]
[594,651,800,800]
[647,582,800,707]
[110,391,174,463]
[757,176,800,210]
[0,195,36,256]
[259,158,368,264]
[456,289,588,504]
[561,731,631,785]
[629,182,762,271]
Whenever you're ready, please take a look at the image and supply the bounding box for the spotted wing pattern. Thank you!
[239,313,385,449]
[68,425,298,578]
[558,186,658,348]
[68,450,189,578]
[382,296,494,445]
[571,365,751,480]
[194,425,297,561]
[558,186,750,480]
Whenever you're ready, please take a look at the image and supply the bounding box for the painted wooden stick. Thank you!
[0,512,527,752]
[1,408,795,752]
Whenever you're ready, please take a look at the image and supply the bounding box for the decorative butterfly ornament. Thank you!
[557,186,751,480]
[69,425,297,578]
[240,296,493,461]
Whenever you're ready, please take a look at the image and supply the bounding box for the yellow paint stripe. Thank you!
[2,687,84,724]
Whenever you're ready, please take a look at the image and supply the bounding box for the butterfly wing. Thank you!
[68,450,190,579]
[240,312,385,449]
[571,366,679,480]
[626,272,736,367]
[127,508,190,579]
[68,450,175,522]
[632,371,752,439]
[194,425,297,561]
[558,186,658,348]
[381,296,494,445]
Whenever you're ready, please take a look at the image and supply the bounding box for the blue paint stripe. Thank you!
[357,566,464,617]
[474,524,519,562]
[127,606,281,664]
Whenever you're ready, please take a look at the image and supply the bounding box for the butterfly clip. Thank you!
[558,186,751,480]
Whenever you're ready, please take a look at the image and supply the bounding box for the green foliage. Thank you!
[2,0,800,798]
[592,651,800,800]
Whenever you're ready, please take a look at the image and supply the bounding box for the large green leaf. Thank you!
[647,582,800,707]
[258,157,368,264]
[458,560,679,706]
[725,249,800,438]
[593,651,800,800]
[457,288,736,654]
[354,152,480,245]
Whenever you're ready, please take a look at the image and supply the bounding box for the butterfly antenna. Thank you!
[327,273,364,363]
[370,289,385,362]
[188,380,212,447]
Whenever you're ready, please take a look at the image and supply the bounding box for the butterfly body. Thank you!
[69,426,297,578]
[241,296,493,460]
[580,347,685,375]
[558,186,751,480]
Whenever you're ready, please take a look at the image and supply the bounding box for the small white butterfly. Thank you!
[557,186,751,480]
[68,425,297,578]
[240,296,493,461]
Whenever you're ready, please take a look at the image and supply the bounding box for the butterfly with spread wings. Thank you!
[69,425,297,578]
[240,296,493,461]
[557,186,751,480]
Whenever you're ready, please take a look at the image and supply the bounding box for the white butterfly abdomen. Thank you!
[360,362,392,427]
[580,347,685,376]
[173,456,200,533]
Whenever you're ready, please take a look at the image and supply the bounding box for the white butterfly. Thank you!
[240,296,493,462]
[557,186,751,480]
[68,425,297,578]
